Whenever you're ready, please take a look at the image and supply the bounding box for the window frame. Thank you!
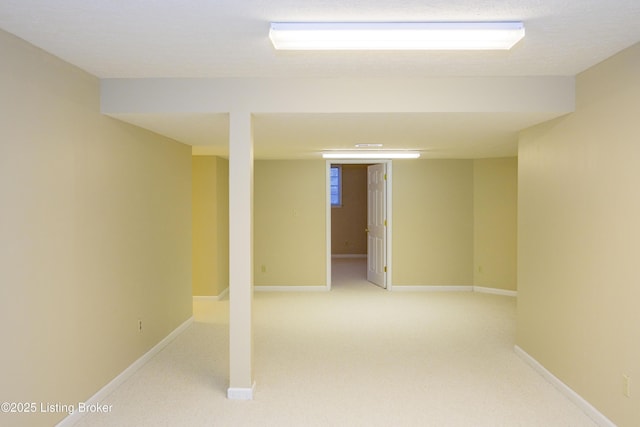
[330,164,342,208]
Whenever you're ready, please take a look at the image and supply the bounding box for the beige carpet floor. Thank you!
[74,259,596,426]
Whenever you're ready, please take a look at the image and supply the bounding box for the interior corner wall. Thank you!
[253,160,326,286]
[517,43,640,426]
[331,164,368,255]
[192,156,229,296]
[392,159,474,286]
[0,29,192,427]
[473,157,518,291]
[192,156,217,296]
[215,157,230,293]
[192,156,229,297]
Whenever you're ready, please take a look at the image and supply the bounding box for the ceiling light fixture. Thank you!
[322,151,420,159]
[269,22,525,51]
[355,143,383,148]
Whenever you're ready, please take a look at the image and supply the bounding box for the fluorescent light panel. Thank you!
[322,151,420,159]
[269,22,524,50]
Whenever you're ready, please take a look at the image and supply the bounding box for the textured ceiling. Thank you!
[1,0,639,157]
[2,0,639,78]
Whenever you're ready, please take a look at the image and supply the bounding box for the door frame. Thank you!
[325,159,393,291]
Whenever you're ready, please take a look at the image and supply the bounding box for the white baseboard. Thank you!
[391,285,517,297]
[331,254,367,259]
[193,287,229,301]
[474,286,517,297]
[227,382,256,400]
[514,345,616,427]
[205,284,514,297]
[392,285,474,292]
[255,285,329,292]
[56,316,194,427]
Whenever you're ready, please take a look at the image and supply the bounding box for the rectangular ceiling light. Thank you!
[322,151,421,159]
[269,22,524,51]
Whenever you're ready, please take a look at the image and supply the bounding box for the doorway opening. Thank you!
[326,160,392,291]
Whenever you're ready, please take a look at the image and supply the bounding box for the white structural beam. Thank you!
[101,77,575,115]
[227,111,254,400]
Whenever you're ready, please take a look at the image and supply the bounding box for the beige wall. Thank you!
[250,158,517,290]
[254,160,326,286]
[331,164,368,255]
[0,30,192,427]
[192,156,229,296]
[393,160,475,286]
[517,43,640,426]
[473,158,518,291]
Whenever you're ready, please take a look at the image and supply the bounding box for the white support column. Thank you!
[227,111,255,400]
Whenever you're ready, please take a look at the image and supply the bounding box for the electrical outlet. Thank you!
[478,265,483,273]
[261,265,267,273]
[138,319,143,333]
[623,375,631,398]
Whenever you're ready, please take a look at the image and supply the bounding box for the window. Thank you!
[330,165,342,207]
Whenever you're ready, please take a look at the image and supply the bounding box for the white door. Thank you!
[367,164,387,288]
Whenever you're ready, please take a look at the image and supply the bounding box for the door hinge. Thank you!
[384,219,387,226]
[384,266,387,273]
[384,173,387,181]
